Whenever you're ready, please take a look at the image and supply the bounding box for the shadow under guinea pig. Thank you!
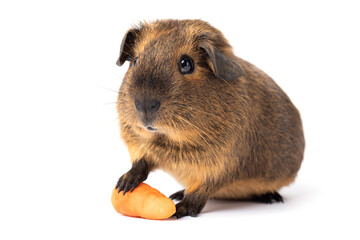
[200,186,315,215]
[201,199,267,214]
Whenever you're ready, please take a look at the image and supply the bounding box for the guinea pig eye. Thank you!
[132,57,138,66]
[178,55,194,74]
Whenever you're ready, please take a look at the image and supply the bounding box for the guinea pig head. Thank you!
[116,20,246,145]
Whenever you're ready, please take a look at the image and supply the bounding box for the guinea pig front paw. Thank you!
[173,199,203,218]
[115,159,150,195]
[115,172,144,195]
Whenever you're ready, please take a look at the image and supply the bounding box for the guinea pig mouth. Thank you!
[138,117,158,132]
[145,126,157,131]
[138,123,158,132]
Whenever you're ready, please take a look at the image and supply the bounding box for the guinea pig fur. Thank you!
[114,19,305,218]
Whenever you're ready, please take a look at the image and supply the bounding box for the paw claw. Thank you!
[116,176,126,193]
[115,173,143,196]
[169,190,185,201]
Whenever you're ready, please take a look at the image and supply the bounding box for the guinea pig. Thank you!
[114,19,305,218]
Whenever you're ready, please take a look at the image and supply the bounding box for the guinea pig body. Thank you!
[115,19,305,218]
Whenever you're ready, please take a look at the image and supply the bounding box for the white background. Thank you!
[1,0,359,239]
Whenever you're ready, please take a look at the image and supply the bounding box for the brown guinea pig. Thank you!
[114,19,305,218]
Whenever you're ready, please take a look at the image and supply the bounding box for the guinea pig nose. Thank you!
[147,98,161,113]
[134,97,161,113]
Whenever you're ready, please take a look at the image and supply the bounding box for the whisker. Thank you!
[184,107,225,120]
[120,50,135,61]
[96,85,120,93]
[110,71,124,80]
[177,115,212,145]
[123,41,137,54]
[101,102,117,106]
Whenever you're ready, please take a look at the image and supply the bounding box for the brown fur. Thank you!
[212,177,296,200]
[115,19,305,217]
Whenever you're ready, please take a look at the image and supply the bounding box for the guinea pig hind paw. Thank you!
[173,200,203,218]
[251,191,284,204]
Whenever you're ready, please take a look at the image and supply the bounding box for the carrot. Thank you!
[111,183,176,220]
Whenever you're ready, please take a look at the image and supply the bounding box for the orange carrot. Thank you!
[111,183,176,220]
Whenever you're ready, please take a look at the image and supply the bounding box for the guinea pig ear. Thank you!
[116,28,140,66]
[199,42,244,81]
